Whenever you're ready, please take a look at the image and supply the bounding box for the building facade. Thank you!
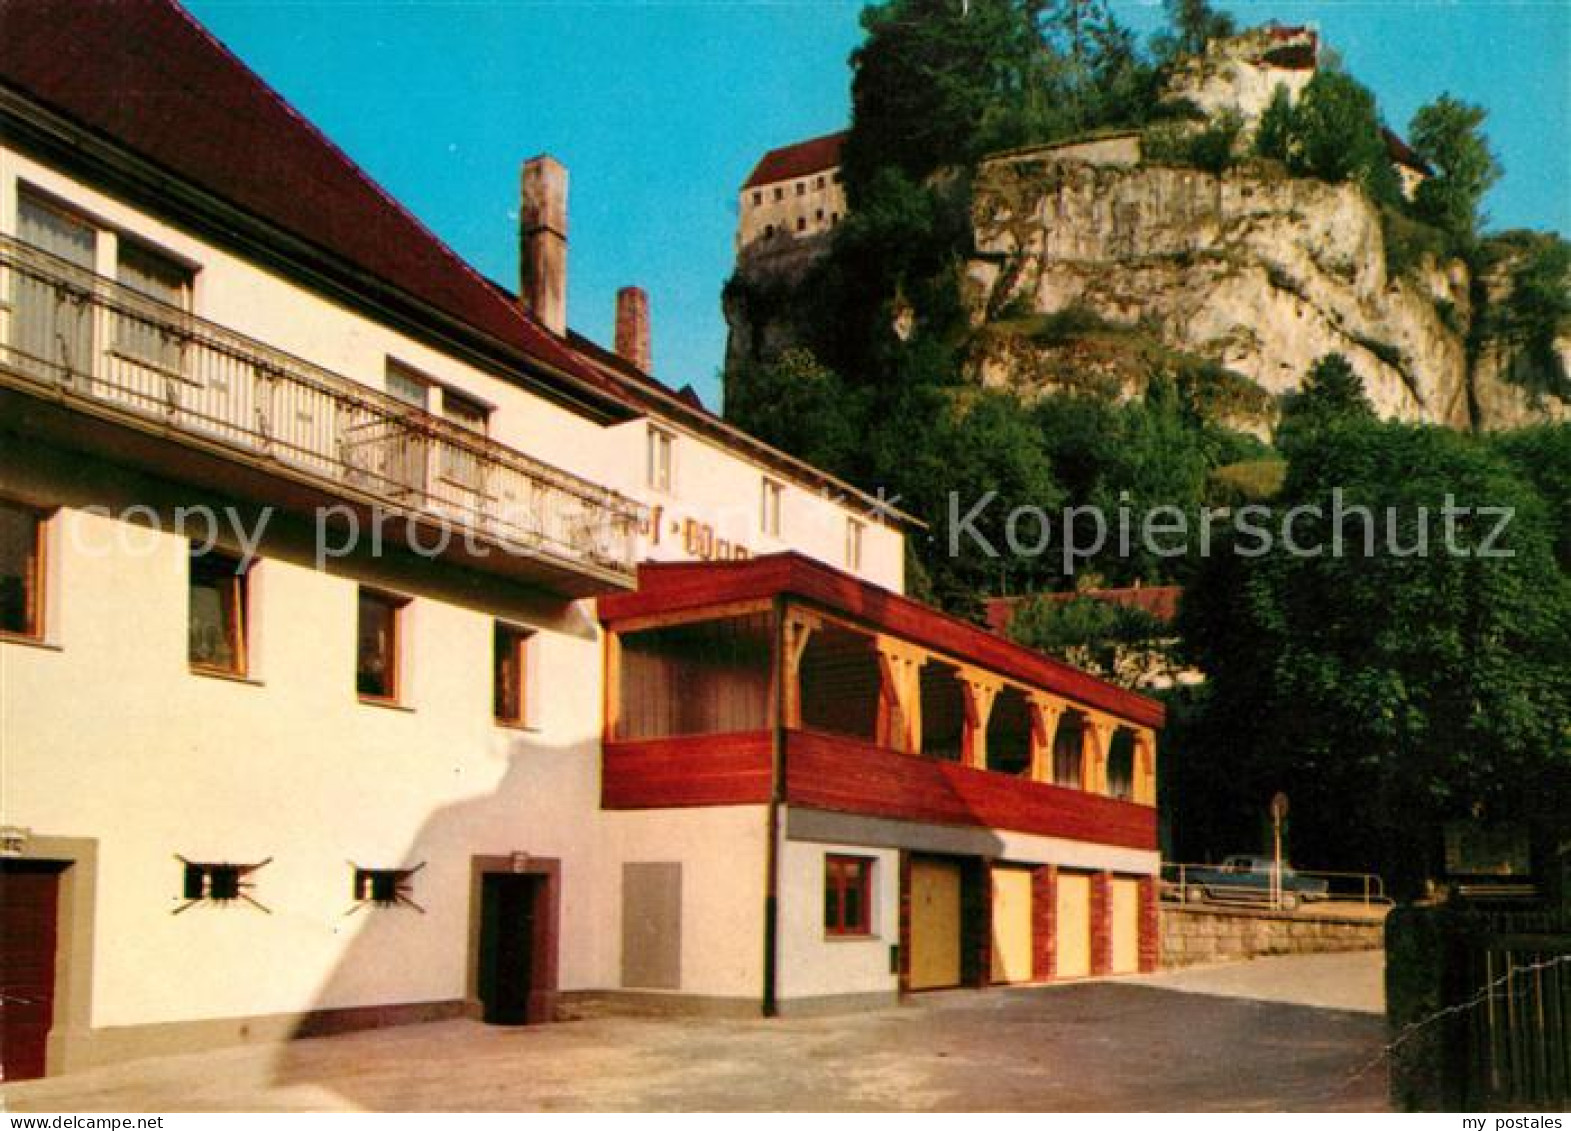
[0,0,1159,1082]
[736,131,848,258]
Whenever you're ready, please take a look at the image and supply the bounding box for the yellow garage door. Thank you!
[909,857,962,990]
[1055,871,1091,978]
[1111,877,1141,975]
[990,867,1034,984]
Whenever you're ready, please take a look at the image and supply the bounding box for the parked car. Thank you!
[1179,856,1329,910]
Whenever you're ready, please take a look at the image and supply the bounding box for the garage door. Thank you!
[990,867,1033,984]
[1055,871,1091,979]
[1111,877,1141,975]
[909,857,962,990]
[0,862,62,1081]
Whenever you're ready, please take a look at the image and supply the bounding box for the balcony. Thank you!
[0,233,644,595]
[598,555,1164,851]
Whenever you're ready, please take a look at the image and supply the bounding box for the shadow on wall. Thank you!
[269,722,599,1106]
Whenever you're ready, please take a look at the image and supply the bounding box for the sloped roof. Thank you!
[0,0,621,401]
[1383,127,1433,175]
[984,587,1184,636]
[742,130,847,190]
[601,554,1168,729]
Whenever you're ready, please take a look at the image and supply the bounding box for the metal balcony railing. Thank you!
[0,233,644,587]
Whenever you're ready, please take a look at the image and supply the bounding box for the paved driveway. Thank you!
[4,951,1388,1112]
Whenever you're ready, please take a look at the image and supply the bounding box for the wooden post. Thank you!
[780,611,818,730]
[875,638,925,754]
[957,669,1000,770]
[1133,729,1158,806]
[602,630,622,743]
[1027,694,1066,783]
[1083,716,1118,796]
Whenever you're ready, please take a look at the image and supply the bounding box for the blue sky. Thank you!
[185,1,1569,409]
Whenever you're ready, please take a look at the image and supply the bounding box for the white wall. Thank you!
[0,498,621,1027]
[607,418,905,591]
[776,837,900,1003]
[604,807,769,1001]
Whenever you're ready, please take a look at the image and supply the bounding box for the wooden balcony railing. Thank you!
[0,233,644,589]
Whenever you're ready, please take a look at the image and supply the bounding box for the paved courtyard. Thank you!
[4,951,1388,1112]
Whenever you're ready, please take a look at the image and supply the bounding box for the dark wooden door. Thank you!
[0,862,63,1081]
[479,874,539,1025]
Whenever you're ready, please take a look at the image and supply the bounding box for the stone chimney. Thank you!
[520,155,568,336]
[614,286,652,373]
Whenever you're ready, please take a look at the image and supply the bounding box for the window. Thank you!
[796,182,806,197]
[760,478,783,538]
[845,517,864,571]
[763,224,775,239]
[816,209,825,222]
[647,426,674,493]
[352,866,422,910]
[385,364,430,410]
[751,190,762,206]
[188,549,248,675]
[440,390,489,489]
[494,622,533,727]
[815,175,826,189]
[381,362,431,496]
[357,588,407,702]
[175,857,270,912]
[773,186,784,202]
[115,240,193,372]
[0,501,45,639]
[16,193,95,380]
[796,216,807,233]
[824,855,873,936]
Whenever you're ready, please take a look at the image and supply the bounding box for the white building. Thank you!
[736,131,848,257]
[0,0,1162,1082]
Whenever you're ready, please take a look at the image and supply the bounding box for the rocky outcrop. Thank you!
[966,153,1480,428]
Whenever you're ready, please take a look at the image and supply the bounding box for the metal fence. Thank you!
[0,233,643,584]
[1458,912,1571,1107]
[1161,860,1390,910]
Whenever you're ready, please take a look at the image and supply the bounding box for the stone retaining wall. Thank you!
[1162,904,1386,967]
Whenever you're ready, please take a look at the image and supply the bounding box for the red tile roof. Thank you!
[1383,128,1433,175]
[0,0,621,401]
[742,130,847,190]
[601,554,1167,729]
[985,587,1183,636]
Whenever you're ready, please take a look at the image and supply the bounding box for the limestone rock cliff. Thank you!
[966,153,1476,428]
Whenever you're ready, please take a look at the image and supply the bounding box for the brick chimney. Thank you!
[614,286,651,373]
[520,155,568,336]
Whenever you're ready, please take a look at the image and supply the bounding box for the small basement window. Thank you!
[352,865,425,912]
[176,857,270,913]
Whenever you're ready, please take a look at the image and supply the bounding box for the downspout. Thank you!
[762,594,786,1017]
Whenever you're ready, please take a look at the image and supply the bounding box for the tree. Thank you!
[724,349,868,475]
[1287,70,1400,205]
[1154,0,1236,61]
[840,0,1046,205]
[1179,422,1571,894]
[1408,95,1501,246]
[1276,353,1375,452]
[1009,592,1172,685]
[1253,83,1295,162]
